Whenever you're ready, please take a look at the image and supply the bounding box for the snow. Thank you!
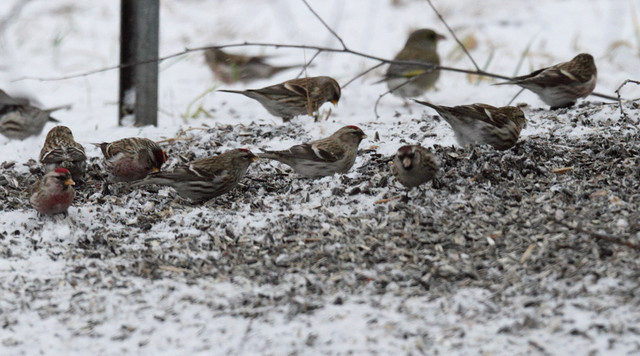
[2,0,640,354]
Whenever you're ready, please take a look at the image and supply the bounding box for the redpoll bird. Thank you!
[414,100,527,150]
[0,89,61,140]
[258,125,366,178]
[30,167,75,216]
[39,126,87,182]
[204,48,305,84]
[98,137,168,182]
[383,29,444,98]
[390,145,439,189]
[132,148,258,203]
[495,53,597,109]
[218,76,341,121]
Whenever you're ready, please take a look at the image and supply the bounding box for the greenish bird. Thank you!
[384,29,445,98]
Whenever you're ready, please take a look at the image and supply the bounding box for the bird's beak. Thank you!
[402,157,412,168]
[250,155,259,162]
[64,178,75,186]
[436,33,446,41]
[331,99,339,105]
[152,167,160,173]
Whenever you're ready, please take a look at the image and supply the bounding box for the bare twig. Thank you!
[295,49,322,79]
[506,88,525,106]
[342,62,385,88]
[13,42,512,84]
[424,0,480,71]
[301,0,347,50]
[614,79,640,121]
[373,76,421,118]
[591,91,621,102]
[551,217,640,250]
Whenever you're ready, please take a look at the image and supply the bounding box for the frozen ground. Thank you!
[1,0,640,355]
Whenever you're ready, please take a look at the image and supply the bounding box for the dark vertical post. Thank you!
[119,0,159,126]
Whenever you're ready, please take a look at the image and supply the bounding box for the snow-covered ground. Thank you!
[2,0,640,354]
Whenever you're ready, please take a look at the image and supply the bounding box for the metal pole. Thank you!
[119,0,159,126]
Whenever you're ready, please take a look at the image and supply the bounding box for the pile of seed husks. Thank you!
[1,101,640,352]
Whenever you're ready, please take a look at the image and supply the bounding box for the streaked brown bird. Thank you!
[495,53,597,109]
[414,100,527,150]
[258,125,366,178]
[218,76,341,121]
[390,145,439,189]
[98,137,168,182]
[132,148,258,203]
[39,126,87,182]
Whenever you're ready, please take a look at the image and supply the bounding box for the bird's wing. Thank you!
[273,142,343,163]
[41,146,87,164]
[505,64,580,86]
[449,104,512,129]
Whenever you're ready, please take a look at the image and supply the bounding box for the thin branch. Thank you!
[424,0,480,71]
[592,91,623,102]
[342,62,384,88]
[373,76,421,118]
[300,0,348,50]
[615,79,640,120]
[512,36,536,77]
[14,42,513,83]
[295,49,322,79]
[506,88,525,106]
[551,217,640,250]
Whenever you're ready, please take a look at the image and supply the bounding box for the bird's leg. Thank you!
[101,181,111,196]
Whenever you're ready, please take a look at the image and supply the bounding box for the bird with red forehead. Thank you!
[258,125,366,178]
[97,137,168,182]
[30,167,75,216]
[390,145,439,189]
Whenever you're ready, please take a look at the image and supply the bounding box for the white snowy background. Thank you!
[1,0,640,354]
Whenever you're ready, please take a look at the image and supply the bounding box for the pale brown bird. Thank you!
[39,126,87,182]
[258,126,366,178]
[0,89,63,140]
[132,148,258,203]
[390,145,439,189]
[98,137,168,182]
[414,100,527,150]
[218,76,341,121]
[495,53,597,109]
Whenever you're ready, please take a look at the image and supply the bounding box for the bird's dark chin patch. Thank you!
[154,149,168,166]
[400,154,414,170]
